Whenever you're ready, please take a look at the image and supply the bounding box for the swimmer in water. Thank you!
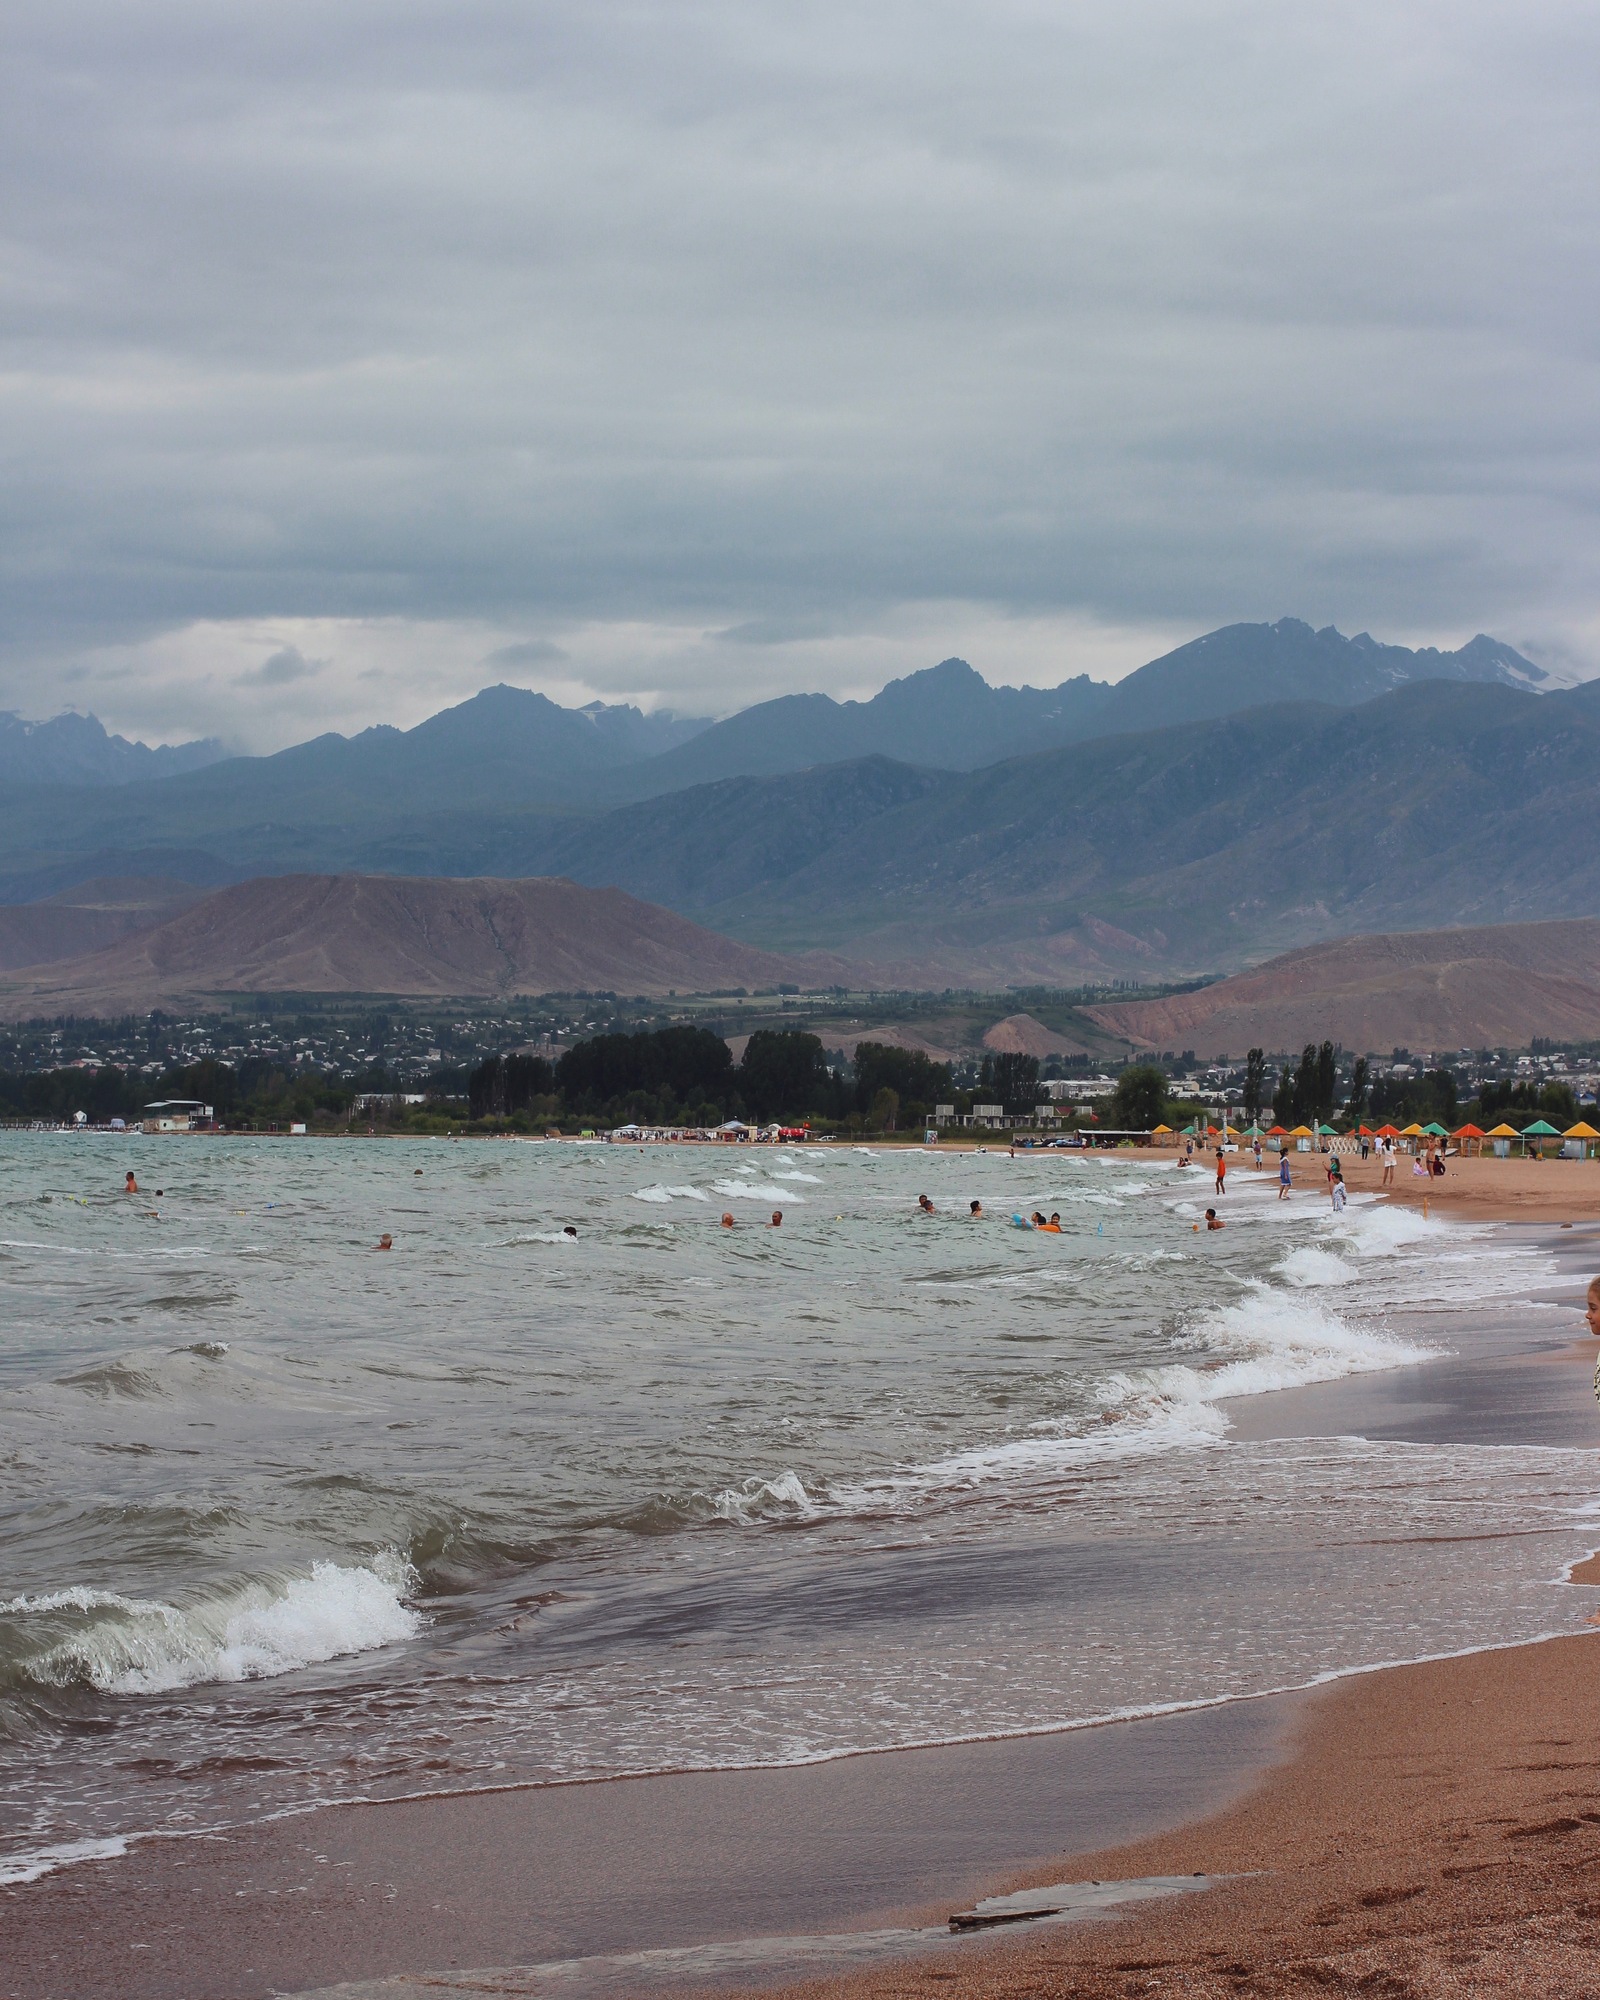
[969,1199,982,1217]
[918,1194,934,1213]
[769,1210,783,1228]
[124,1171,138,1193]
[1206,1207,1224,1230]
[1038,1212,1062,1233]
[376,1233,393,1250]
[562,1224,578,1239]
[1031,1211,1047,1229]
[721,1212,735,1228]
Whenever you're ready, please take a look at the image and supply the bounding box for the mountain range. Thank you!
[0,710,225,787]
[0,617,1591,990]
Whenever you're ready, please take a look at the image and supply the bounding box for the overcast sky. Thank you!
[3,1,1597,750]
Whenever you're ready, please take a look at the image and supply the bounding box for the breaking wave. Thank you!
[2,1554,422,1697]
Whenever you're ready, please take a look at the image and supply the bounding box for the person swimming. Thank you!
[376,1233,393,1250]
[721,1212,735,1228]
[969,1199,982,1217]
[124,1171,138,1193]
[1038,1212,1062,1233]
[918,1194,934,1213]
[1205,1207,1224,1230]
[1031,1211,1047,1228]
[562,1224,578,1239]
[769,1210,783,1227]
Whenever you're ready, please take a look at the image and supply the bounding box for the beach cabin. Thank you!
[141,1099,213,1135]
[1486,1121,1519,1158]
[1563,1121,1600,1161]
[1520,1118,1561,1158]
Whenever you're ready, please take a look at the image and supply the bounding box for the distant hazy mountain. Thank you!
[0,710,225,786]
[1084,618,1551,736]
[609,657,1113,796]
[475,677,1600,983]
[0,621,1575,914]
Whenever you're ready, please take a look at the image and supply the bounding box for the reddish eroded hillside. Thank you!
[1086,917,1600,1056]
[0,873,845,1010]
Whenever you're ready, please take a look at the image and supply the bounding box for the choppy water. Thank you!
[1,1133,1595,1885]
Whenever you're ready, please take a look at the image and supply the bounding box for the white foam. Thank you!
[12,1554,422,1696]
[1146,1290,1435,1405]
[710,1180,805,1202]
[0,1835,129,1887]
[1277,1245,1357,1288]
[710,1470,816,1521]
[631,1186,674,1203]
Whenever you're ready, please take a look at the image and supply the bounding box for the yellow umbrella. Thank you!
[1289,1124,1314,1137]
[1485,1122,1520,1138]
[1564,1122,1600,1140]
[1152,1123,1173,1135]
[1399,1122,1424,1137]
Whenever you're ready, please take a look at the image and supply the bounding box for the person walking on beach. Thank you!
[1278,1147,1292,1200]
[1381,1137,1395,1186]
[1215,1146,1227,1196]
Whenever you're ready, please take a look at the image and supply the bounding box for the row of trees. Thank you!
[0,1054,388,1128]
[467,1029,958,1131]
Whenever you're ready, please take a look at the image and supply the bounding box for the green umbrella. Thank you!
[1521,1119,1561,1137]
[1420,1122,1449,1137]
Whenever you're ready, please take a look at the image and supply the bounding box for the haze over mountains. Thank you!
[0,616,1592,995]
[0,711,225,787]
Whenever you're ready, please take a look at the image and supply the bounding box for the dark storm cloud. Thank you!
[1,0,1598,743]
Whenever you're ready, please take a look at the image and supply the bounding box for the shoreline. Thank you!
[4,1204,1598,1998]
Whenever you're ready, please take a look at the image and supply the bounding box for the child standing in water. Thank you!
[1278,1147,1292,1200]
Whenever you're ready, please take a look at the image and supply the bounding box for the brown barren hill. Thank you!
[0,876,205,973]
[0,874,845,1012]
[980,1012,1091,1059]
[1086,917,1600,1056]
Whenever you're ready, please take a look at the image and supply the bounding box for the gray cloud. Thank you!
[482,639,571,669]
[1,0,1598,746]
[235,646,324,688]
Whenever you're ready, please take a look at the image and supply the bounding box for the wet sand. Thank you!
[6,1220,1599,2000]
[0,1698,1295,2000]
[715,1631,1600,2000]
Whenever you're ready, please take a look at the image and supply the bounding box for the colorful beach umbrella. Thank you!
[1521,1119,1561,1137]
[1420,1122,1449,1137]
[1452,1123,1485,1139]
[1564,1122,1600,1140]
[1399,1122,1425,1137]
[1375,1123,1401,1138]
[1485,1122,1520,1139]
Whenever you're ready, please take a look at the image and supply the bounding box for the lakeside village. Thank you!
[3,1003,1600,1157]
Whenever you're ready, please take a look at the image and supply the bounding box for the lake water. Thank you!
[2,1133,1596,1885]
